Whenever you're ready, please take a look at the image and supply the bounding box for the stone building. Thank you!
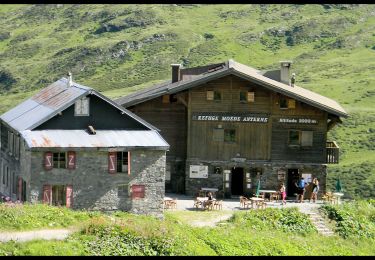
[0,76,169,217]
[116,60,348,198]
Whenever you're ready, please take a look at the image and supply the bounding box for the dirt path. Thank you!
[0,228,75,243]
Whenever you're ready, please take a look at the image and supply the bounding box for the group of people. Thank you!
[278,177,320,204]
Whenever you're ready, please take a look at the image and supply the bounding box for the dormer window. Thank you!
[75,97,90,116]
[207,90,221,101]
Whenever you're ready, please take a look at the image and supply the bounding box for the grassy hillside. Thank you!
[0,4,374,198]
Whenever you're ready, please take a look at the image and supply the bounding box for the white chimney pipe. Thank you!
[67,72,73,87]
[280,61,292,85]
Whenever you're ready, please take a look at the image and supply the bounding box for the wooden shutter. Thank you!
[66,185,73,208]
[288,99,296,109]
[44,152,53,170]
[17,177,23,201]
[43,184,52,205]
[108,152,117,174]
[207,90,214,100]
[127,151,131,175]
[162,95,170,104]
[67,151,76,170]
[301,131,313,147]
[131,184,145,199]
[247,92,255,102]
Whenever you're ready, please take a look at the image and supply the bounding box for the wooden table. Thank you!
[164,197,177,209]
[250,197,265,209]
[258,190,278,201]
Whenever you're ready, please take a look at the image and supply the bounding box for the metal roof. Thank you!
[0,78,159,132]
[21,130,169,150]
[115,59,348,118]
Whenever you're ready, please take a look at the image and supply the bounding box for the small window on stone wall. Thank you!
[118,185,129,197]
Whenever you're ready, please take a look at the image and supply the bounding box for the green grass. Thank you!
[1,202,375,256]
[0,203,98,231]
[0,4,374,197]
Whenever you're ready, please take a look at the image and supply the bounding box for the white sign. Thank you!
[302,173,312,183]
[190,165,208,178]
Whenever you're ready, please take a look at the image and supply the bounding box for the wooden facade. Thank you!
[120,60,347,198]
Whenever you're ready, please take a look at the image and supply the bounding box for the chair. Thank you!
[322,192,334,204]
[270,192,280,202]
[203,200,214,211]
[193,198,202,209]
[240,196,250,208]
[213,200,223,210]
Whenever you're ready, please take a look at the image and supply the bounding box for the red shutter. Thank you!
[131,185,145,199]
[44,152,53,170]
[128,151,131,175]
[108,152,117,174]
[66,185,73,208]
[43,185,52,205]
[17,177,23,201]
[67,151,76,170]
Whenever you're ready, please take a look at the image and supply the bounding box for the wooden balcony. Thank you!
[326,141,339,164]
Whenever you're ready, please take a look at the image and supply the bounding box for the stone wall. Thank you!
[28,149,166,218]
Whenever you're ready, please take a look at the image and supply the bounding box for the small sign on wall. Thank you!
[302,173,312,183]
[277,170,286,181]
[131,185,145,199]
[190,165,208,178]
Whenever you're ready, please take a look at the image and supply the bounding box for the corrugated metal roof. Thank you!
[21,130,169,149]
[0,78,159,132]
[115,59,348,118]
[0,78,88,131]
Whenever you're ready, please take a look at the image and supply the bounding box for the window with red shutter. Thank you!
[44,152,53,170]
[131,184,145,199]
[43,184,52,205]
[66,185,73,208]
[67,151,76,170]
[108,152,117,174]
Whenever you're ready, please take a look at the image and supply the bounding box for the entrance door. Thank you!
[231,167,244,196]
[287,169,300,197]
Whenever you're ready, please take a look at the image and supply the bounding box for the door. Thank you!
[287,169,300,197]
[231,167,244,196]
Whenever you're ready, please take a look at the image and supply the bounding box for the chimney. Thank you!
[171,64,181,83]
[280,61,292,85]
[67,72,73,87]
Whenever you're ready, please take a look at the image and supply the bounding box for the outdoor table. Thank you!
[250,197,265,209]
[199,188,218,197]
[332,192,344,205]
[164,197,177,209]
[258,190,278,201]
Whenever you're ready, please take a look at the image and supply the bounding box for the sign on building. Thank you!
[189,165,208,178]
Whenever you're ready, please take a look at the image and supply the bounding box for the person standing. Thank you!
[280,183,287,205]
[298,177,305,203]
[310,178,319,203]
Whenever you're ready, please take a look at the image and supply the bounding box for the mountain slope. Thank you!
[0,4,374,198]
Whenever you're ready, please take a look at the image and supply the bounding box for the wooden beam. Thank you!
[177,95,188,107]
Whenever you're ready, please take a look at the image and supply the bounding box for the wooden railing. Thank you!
[326,141,339,164]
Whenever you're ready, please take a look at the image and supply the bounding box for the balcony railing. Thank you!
[326,141,339,164]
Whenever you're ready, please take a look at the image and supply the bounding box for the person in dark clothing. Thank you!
[310,178,319,203]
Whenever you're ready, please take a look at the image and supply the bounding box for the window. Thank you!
[280,97,296,109]
[289,130,300,145]
[162,94,178,104]
[224,129,236,143]
[116,152,129,173]
[280,97,288,109]
[74,97,90,116]
[108,151,131,174]
[301,131,313,147]
[118,184,129,197]
[213,128,224,142]
[207,90,221,101]
[289,130,313,147]
[240,91,255,103]
[53,152,66,169]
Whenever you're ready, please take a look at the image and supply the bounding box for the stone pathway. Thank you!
[0,228,75,243]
